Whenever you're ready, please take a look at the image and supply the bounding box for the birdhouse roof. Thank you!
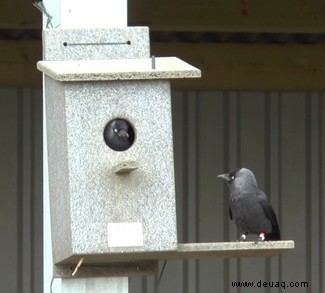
[37,57,201,82]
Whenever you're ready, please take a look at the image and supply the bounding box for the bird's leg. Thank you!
[239,233,247,241]
[257,232,265,242]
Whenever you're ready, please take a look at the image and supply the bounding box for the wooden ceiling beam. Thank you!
[1,40,325,91]
[0,40,42,87]
[2,0,325,33]
[0,1,41,29]
[129,0,325,33]
[153,42,325,90]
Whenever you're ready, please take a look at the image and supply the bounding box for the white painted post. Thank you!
[60,0,127,28]
[42,0,128,292]
[61,275,129,291]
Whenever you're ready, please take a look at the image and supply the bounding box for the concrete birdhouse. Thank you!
[38,27,200,265]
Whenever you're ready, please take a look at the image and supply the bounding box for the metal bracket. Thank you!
[33,1,54,28]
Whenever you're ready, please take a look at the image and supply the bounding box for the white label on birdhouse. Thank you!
[107,222,144,247]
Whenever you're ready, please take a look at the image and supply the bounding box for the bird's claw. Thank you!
[255,232,266,243]
[239,234,247,241]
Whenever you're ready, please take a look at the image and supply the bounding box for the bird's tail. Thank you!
[265,221,281,241]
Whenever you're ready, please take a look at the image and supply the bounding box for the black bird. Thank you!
[217,168,281,241]
[103,119,135,151]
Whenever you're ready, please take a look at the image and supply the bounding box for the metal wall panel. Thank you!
[0,88,324,292]
[0,88,43,293]
[130,91,325,293]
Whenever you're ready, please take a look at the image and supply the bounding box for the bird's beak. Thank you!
[217,173,230,181]
[118,129,129,138]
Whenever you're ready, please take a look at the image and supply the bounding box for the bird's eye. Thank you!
[231,176,235,180]
[114,129,118,133]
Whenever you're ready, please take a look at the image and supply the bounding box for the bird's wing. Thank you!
[258,191,281,240]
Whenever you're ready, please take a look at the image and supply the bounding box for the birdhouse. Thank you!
[38,27,201,265]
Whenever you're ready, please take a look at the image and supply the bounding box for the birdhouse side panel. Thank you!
[45,77,73,263]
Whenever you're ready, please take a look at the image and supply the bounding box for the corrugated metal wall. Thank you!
[0,88,324,292]
[0,88,43,293]
[131,91,325,293]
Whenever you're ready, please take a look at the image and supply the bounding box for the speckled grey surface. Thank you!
[46,78,178,263]
[56,241,295,264]
[45,76,73,262]
[37,57,201,82]
[43,27,150,61]
[43,27,198,265]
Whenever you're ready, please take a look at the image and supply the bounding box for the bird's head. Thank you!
[111,120,130,139]
[217,168,258,192]
[103,118,135,151]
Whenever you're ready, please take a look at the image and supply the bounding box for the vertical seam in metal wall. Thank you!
[318,95,323,293]
[30,93,36,293]
[236,93,241,293]
[141,277,148,293]
[223,92,230,293]
[305,94,312,293]
[265,93,271,293]
[17,90,23,293]
[277,94,282,293]
[195,93,200,293]
[141,275,147,293]
[236,93,241,167]
[182,93,189,293]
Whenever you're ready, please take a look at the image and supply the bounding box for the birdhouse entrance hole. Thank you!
[103,118,135,151]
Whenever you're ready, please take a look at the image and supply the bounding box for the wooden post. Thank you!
[42,0,128,292]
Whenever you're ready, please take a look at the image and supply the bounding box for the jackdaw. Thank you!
[217,168,281,241]
[103,119,135,151]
